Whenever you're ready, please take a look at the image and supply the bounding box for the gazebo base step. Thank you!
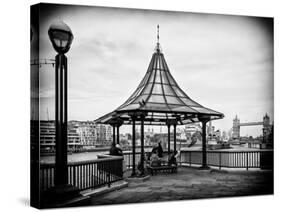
[126,175,151,182]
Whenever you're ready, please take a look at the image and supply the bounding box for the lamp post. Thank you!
[48,21,73,186]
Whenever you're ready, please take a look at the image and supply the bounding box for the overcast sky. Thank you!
[31,4,273,137]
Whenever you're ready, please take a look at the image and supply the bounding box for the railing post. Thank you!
[246,152,249,170]
[220,152,222,169]
[73,166,76,187]
[179,151,182,166]
[107,173,111,188]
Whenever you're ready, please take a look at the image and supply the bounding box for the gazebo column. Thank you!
[109,118,123,146]
[117,125,120,144]
[112,125,116,145]
[131,116,136,177]
[167,124,171,154]
[140,114,145,176]
[199,117,210,170]
[173,124,177,152]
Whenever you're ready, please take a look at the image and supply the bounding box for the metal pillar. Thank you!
[140,116,145,176]
[199,118,210,169]
[131,117,136,176]
[55,54,68,186]
[167,124,170,154]
[117,125,120,144]
[173,124,177,152]
[112,125,116,145]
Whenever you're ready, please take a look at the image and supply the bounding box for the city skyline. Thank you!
[31,4,274,137]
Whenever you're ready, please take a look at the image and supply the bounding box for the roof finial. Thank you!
[157,24,159,44]
[155,24,161,53]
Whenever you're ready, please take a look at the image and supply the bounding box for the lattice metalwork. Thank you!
[95,34,223,125]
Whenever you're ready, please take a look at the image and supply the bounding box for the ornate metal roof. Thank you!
[95,27,223,125]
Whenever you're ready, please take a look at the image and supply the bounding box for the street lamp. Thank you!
[48,22,73,54]
[48,21,73,187]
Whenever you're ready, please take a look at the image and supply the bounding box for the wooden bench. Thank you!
[147,165,177,175]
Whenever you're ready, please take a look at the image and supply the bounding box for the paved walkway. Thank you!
[78,167,273,206]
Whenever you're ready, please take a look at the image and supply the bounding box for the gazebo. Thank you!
[95,26,224,176]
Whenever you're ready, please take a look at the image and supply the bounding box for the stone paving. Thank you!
[76,167,273,206]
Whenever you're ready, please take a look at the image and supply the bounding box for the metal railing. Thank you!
[40,149,273,192]
[123,149,273,170]
[40,156,123,192]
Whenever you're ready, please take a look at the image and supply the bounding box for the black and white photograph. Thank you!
[30,2,273,209]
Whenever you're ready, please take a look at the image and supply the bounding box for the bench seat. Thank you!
[147,165,177,175]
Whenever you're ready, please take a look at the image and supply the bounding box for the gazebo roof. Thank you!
[95,28,223,125]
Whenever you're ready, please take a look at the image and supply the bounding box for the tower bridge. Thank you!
[232,114,270,139]
[239,122,263,127]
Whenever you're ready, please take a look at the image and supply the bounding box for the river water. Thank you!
[40,151,109,164]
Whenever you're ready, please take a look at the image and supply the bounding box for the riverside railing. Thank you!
[40,155,123,192]
[123,149,273,170]
[40,149,273,191]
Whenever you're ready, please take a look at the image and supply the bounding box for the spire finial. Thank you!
[157,24,159,44]
[155,24,161,53]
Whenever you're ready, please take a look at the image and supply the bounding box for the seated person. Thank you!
[115,144,123,156]
[168,150,180,166]
[157,142,163,158]
[146,152,152,161]
[109,142,118,155]
[150,151,161,167]
[151,146,158,154]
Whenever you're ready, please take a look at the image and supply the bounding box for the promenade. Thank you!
[74,167,273,206]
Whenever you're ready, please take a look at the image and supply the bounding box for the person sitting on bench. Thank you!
[150,151,161,167]
[168,150,180,166]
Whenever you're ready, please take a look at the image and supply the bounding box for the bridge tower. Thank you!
[232,115,240,139]
[263,113,271,142]
[263,113,270,128]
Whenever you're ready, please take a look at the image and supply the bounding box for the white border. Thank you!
[0,0,279,211]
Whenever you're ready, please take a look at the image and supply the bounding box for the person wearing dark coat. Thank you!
[115,144,123,156]
[168,150,180,166]
[109,142,118,155]
[157,142,163,158]
[151,146,158,154]
[168,150,178,166]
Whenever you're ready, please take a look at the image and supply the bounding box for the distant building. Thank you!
[222,131,228,141]
[68,122,82,150]
[75,121,96,146]
[95,124,112,146]
[232,115,240,139]
[40,120,81,152]
[207,122,213,137]
[145,126,154,137]
[40,121,114,152]
[228,129,232,139]
[185,124,201,141]
[215,129,221,140]
[178,128,186,140]
[105,125,112,143]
